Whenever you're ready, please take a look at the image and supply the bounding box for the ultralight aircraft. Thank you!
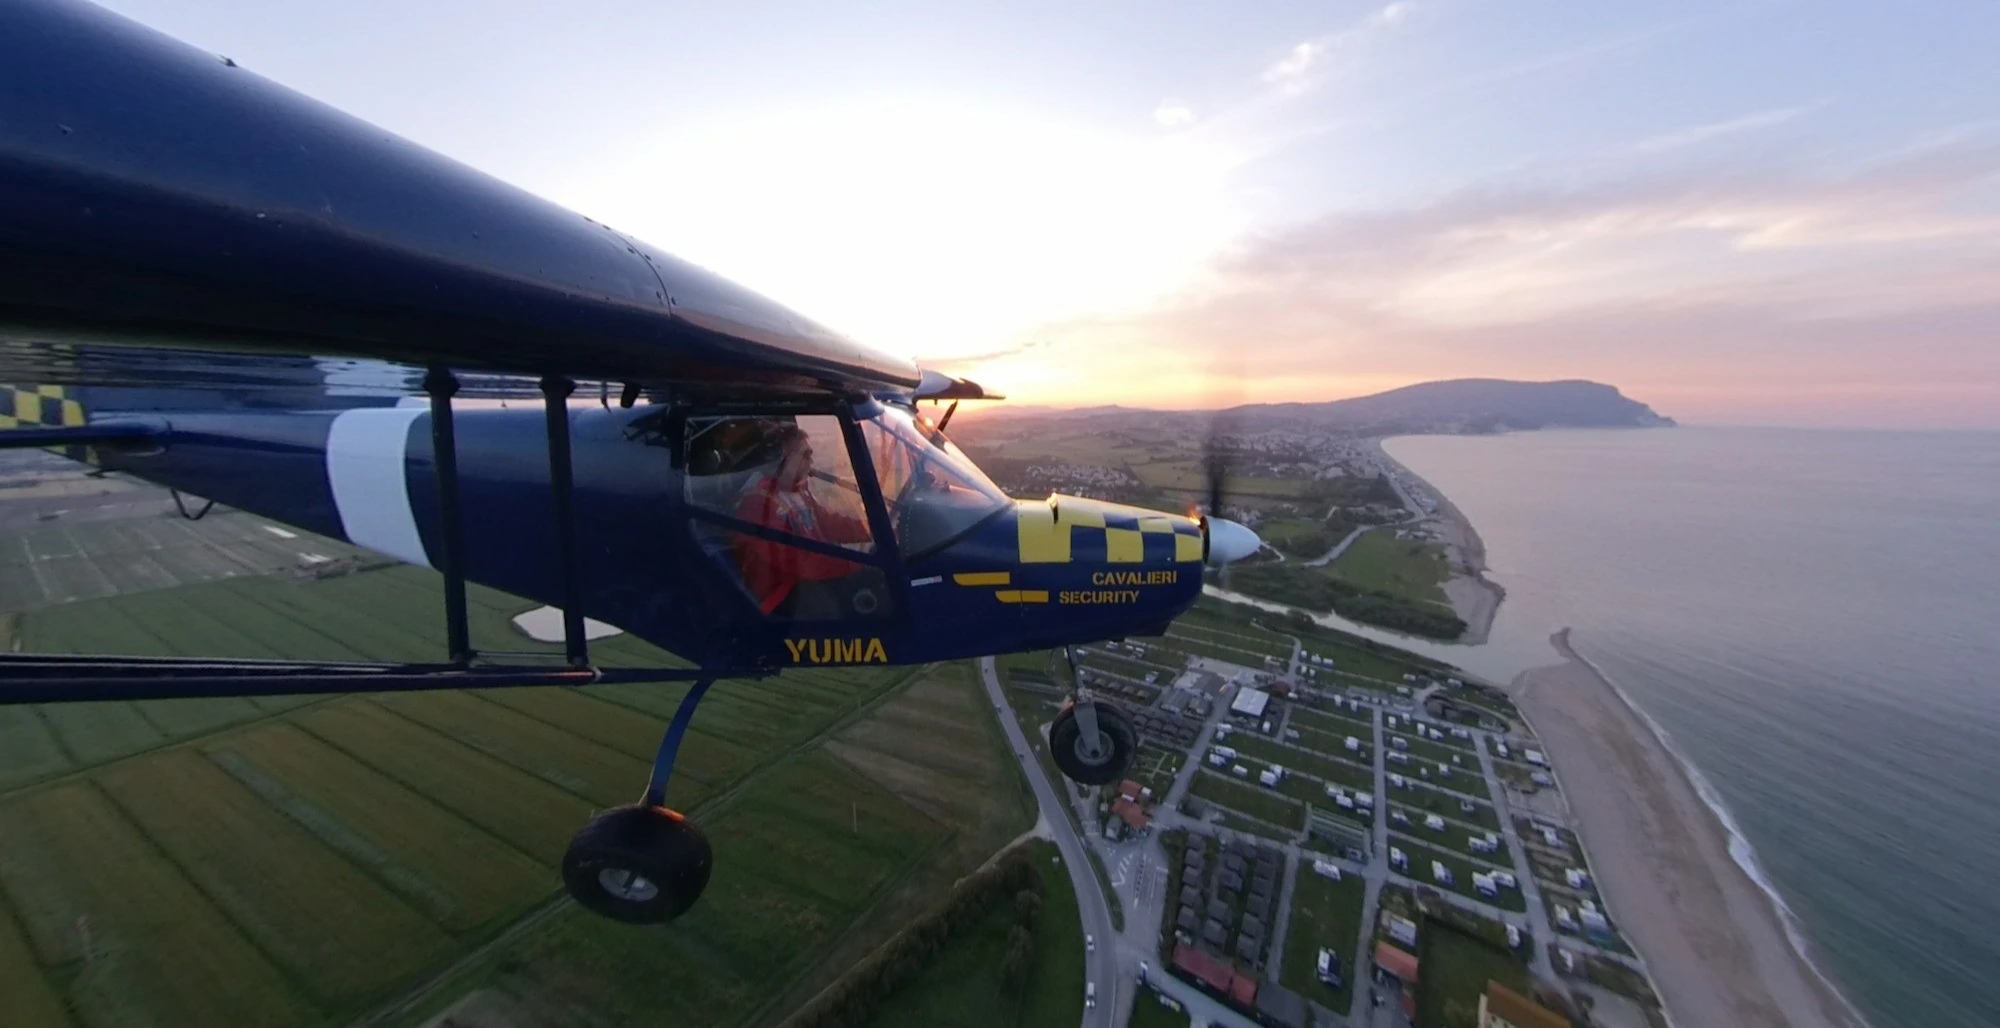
[0,0,1264,922]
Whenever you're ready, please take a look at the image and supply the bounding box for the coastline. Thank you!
[1512,630,1871,1028]
[1365,436,1506,644]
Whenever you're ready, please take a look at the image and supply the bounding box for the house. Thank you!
[1171,942,1233,995]
[1385,913,1419,947]
[1478,980,1572,1028]
[1372,942,1420,986]
[1111,797,1151,833]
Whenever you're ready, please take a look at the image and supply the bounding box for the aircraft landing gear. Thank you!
[561,678,716,923]
[563,805,712,922]
[1050,697,1137,786]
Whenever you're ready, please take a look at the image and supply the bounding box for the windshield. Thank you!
[860,405,1010,557]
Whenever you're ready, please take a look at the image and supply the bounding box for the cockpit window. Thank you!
[683,414,887,619]
[860,405,1011,558]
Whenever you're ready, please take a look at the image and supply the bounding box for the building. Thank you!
[1373,942,1420,986]
[1172,942,1233,995]
[1478,981,1571,1028]
[1111,797,1151,833]
[1230,687,1271,719]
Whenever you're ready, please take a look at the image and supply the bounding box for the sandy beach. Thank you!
[1513,630,1870,1028]
[1366,437,1506,643]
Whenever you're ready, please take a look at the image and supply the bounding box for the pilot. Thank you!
[732,424,875,617]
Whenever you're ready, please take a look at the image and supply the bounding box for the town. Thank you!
[989,599,1668,1028]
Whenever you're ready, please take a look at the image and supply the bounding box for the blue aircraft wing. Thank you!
[0,0,921,398]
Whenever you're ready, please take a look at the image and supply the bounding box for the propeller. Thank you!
[1198,410,1264,566]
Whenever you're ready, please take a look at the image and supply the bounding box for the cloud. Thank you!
[1261,40,1326,91]
[1153,101,1196,128]
[1633,104,1817,154]
[975,140,2000,426]
[1259,2,1421,96]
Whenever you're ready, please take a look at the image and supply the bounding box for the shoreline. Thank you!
[1365,436,1506,644]
[1512,630,1872,1028]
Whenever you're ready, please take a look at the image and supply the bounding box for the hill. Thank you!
[1222,379,1674,434]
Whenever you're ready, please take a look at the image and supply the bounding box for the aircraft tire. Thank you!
[1050,702,1137,786]
[562,804,713,923]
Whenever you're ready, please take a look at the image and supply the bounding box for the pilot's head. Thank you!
[771,424,814,490]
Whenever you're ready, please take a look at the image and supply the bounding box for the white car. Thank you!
[1086,934,1095,952]
[1086,982,1096,1008]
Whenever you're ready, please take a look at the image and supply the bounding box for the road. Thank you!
[979,657,1118,1028]
[1304,523,1376,568]
[983,657,1268,1028]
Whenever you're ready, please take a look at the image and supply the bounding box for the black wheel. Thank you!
[562,805,713,923]
[1050,702,1137,786]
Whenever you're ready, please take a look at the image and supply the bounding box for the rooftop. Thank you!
[1374,941,1420,983]
[1481,980,1572,1028]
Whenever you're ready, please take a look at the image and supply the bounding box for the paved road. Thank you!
[979,657,1117,1028]
[1304,523,1376,568]
[1477,732,1557,982]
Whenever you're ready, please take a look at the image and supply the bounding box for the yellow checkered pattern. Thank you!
[1,383,95,463]
[0,384,86,430]
[1016,496,1203,564]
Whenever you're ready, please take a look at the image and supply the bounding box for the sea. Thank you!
[1350,426,2000,1028]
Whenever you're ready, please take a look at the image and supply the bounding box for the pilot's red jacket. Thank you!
[732,477,873,614]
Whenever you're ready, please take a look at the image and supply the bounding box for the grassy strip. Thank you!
[1277,864,1366,1015]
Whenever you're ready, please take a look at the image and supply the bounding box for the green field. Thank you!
[1385,736,1489,800]
[1221,731,1373,793]
[1278,867,1366,1015]
[1187,770,1303,833]
[1394,781,1501,832]
[1292,721,1372,762]
[1327,530,1453,608]
[1387,804,1511,866]
[1291,704,1374,735]
[860,838,1085,1028]
[1415,923,1530,1028]
[0,553,1038,1028]
[1389,836,1525,912]
[1168,620,1293,661]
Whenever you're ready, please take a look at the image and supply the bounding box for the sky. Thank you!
[99,0,2000,427]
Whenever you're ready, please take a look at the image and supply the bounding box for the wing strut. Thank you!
[425,366,474,664]
[542,374,589,666]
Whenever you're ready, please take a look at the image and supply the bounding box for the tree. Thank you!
[1013,889,1042,931]
[999,925,1035,993]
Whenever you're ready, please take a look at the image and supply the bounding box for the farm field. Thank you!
[0,531,1036,1028]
